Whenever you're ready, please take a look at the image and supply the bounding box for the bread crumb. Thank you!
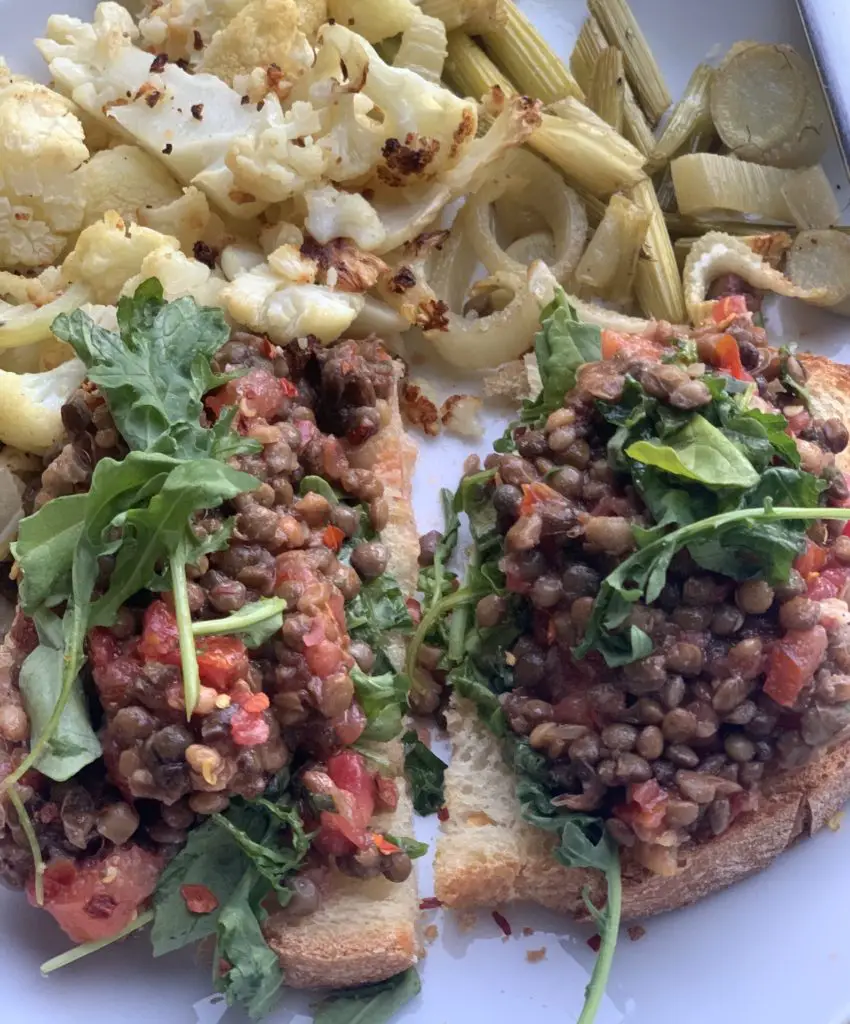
[521,927,535,937]
[456,910,478,933]
[526,948,547,963]
[627,925,646,942]
[827,811,844,832]
[424,924,439,944]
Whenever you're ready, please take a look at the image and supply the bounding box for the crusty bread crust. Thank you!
[435,352,850,920]
[267,359,423,987]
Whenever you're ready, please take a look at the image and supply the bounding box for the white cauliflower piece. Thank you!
[222,251,364,343]
[61,212,180,303]
[326,0,416,43]
[38,3,286,220]
[304,186,386,251]
[317,93,385,183]
[122,246,225,306]
[0,77,89,268]
[139,186,230,253]
[199,0,314,85]
[77,144,184,228]
[0,357,87,453]
[226,101,325,203]
[221,243,267,280]
[138,0,247,63]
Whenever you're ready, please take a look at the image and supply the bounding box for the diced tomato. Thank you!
[764,625,828,707]
[322,525,345,552]
[600,329,663,361]
[195,635,250,690]
[205,369,286,420]
[372,833,401,855]
[305,639,344,678]
[313,812,362,856]
[786,409,812,436]
[327,751,376,821]
[180,884,218,914]
[712,295,749,323]
[614,779,668,837]
[138,601,180,661]
[795,540,829,579]
[808,567,850,602]
[519,482,563,517]
[601,329,626,360]
[374,774,399,811]
[230,707,271,747]
[32,846,162,944]
[87,628,120,670]
[333,701,367,745]
[714,334,754,382]
[314,751,377,855]
[405,598,422,625]
[279,377,299,398]
[242,692,270,714]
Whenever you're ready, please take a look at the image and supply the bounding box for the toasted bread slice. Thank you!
[434,353,850,920]
[266,361,423,987]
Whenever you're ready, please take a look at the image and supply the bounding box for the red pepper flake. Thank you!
[627,924,646,942]
[437,806,450,822]
[419,897,442,910]
[181,884,219,914]
[193,29,204,50]
[149,53,168,73]
[322,524,345,552]
[144,89,162,108]
[492,910,512,937]
[587,934,602,953]
[279,377,299,398]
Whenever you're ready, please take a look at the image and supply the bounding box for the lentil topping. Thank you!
[0,287,418,1003]
[419,292,850,879]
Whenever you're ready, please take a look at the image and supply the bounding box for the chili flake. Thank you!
[492,910,512,937]
[181,884,219,914]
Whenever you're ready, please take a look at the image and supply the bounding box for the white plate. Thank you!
[4,2,850,1022]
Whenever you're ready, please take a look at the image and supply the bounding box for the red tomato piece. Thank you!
[795,540,829,579]
[327,751,376,828]
[279,377,299,398]
[374,774,399,811]
[305,638,343,678]
[764,625,828,707]
[712,295,749,323]
[333,701,367,745]
[87,628,120,670]
[205,369,285,420]
[808,567,850,602]
[405,598,422,625]
[372,833,401,855]
[714,334,754,382]
[601,329,626,360]
[180,884,219,914]
[615,779,668,835]
[33,846,162,944]
[138,601,179,661]
[195,635,250,690]
[519,482,563,517]
[230,707,271,747]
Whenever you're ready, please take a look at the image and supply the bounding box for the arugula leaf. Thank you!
[53,280,257,460]
[779,346,812,409]
[446,659,507,737]
[299,475,340,504]
[215,870,284,1021]
[401,730,446,816]
[212,805,309,902]
[11,494,88,612]
[346,573,413,660]
[626,414,760,489]
[151,818,248,956]
[351,666,409,742]
[384,835,428,859]
[192,597,285,648]
[18,610,101,782]
[313,968,421,1024]
[718,404,801,471]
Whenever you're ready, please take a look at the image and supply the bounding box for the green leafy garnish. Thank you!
[401,730,446,816]
[192,597,286,647]
[299,475,340,504]
[313,968,421,1024]
[384,835,429,859]
[352,666,409,742]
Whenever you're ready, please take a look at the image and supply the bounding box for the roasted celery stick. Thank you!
[574,193,650,303]
[444,30,514,100]
[419,0,505,34]
[481,0,584,104]
[631,178,686,323]
[665,213,799,238]
[780,166,841,230]
[570,16,653,155]
[671,153,795,222]
[532,104,646,197]
[588,46,625,132]
[646,64,715,173]
[588,0,671,124]
[395,10,447,83]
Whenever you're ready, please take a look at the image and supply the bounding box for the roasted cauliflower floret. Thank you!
[0,76,89,268]
[77,145,184,228]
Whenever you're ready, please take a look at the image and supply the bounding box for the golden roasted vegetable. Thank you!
[588,0,671,124]
[587,46,625,132]
[671,153,795,222]
[574,192,649,303]
[646,64,714,173]
[631,178,686,323]
[481,0,584,104]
